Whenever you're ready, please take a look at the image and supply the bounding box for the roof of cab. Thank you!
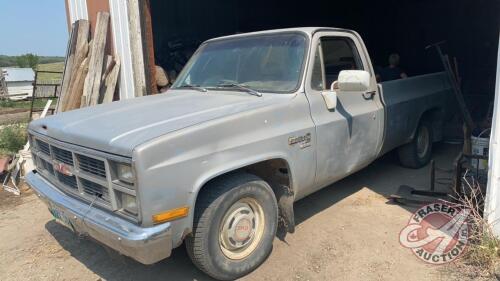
[205,27,353,43]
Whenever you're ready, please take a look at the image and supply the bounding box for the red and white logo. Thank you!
[399,201,470,264]
[53,162,73,176]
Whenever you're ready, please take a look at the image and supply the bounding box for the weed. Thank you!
[0,123,27,156]
[454,170,500,278]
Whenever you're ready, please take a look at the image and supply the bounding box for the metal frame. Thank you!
[29,70,63,120]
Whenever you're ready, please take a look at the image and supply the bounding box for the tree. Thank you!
[16,53,39,70]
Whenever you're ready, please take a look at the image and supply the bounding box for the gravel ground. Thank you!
[0,144,481,280]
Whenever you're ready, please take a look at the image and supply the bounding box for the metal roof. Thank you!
[2,67,35,82]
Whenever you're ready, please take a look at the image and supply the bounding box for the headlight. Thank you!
[116,162,134,184]
[120,192,138,215]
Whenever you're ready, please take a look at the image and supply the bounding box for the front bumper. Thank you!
[26,171,172,264]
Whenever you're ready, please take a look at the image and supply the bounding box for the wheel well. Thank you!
[419,107,444,142]
[195,159,296,235]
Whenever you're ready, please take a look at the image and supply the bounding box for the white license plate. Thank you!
[48,204,74,232]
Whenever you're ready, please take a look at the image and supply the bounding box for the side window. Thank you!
[310,44,324,91]
[320,37,363,88]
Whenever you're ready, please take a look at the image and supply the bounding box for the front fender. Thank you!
[133,93,315,248]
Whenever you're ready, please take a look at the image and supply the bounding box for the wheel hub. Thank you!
[219,198,265,260]
[417,126,430,158]
[220,203,256,250]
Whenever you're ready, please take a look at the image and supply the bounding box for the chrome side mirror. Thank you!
[321,81,338,110]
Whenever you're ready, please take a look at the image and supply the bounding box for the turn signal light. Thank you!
[152,207,189,224]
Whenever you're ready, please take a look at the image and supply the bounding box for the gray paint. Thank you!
[27,27,453,263]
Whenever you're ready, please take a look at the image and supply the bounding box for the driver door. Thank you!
[305,31,384,188]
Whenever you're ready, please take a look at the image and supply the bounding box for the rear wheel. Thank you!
[186,172,278,280]
[398,119,433,168]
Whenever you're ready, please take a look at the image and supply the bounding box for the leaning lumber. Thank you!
[60,38,89,111]
[57,20,90,111]
[65,57,89,111]
[100,57,120,104]
[83,12,110,107]
[56,22,78,112]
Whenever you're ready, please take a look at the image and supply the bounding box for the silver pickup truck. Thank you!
[26,27,453,280]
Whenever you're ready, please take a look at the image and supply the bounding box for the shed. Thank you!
[2,67,35,100]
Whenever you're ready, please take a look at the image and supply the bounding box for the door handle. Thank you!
[362,91,376,100]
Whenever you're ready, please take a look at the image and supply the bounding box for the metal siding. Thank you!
[2,68,35,82]
[67,0,88,23]
[485,35,500,236]
[109,0,136,100]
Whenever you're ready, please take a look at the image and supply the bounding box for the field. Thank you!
[36,62,64,84]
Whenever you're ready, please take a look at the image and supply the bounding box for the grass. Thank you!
[0,98,56,110]
[0,123,27,156]
[36,62,64,84]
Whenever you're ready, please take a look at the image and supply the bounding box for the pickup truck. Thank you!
[26,27,453,280]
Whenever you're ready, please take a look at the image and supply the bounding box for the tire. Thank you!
[186,172,278,280]
[398,119,433,168]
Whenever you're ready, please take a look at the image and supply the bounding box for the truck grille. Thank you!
[78,154,106,178]
[53,146,74,165]
[36,139,51,155]
[31,137,119,207]
[81,178,110,202]
[56,172,78,189]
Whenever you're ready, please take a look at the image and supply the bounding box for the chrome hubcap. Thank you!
[219,198,265,260]
[417,126,430,158]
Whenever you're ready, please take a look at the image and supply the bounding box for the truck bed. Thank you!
[379,72,454,155]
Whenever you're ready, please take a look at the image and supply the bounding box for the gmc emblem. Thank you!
[53,162,73,176]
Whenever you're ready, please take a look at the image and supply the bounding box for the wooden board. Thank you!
[83,12,110,107]
[100,57,120,104]
[60,27,90,112]
[56,21,79,112]
[65,57,89,111]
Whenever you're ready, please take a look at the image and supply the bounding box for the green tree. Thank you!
[16,53,39,70]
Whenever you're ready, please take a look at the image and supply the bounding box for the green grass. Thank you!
[36,62,64,84]
[0,123,27,156]
[0,98,57,110]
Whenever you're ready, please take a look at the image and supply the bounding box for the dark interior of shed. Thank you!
[149,0,499,124]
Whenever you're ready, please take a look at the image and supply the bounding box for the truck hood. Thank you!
[29,90,289,157]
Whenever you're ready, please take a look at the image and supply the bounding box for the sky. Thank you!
[0,0,68,56]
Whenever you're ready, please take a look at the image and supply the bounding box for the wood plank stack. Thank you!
[57,12,120,112]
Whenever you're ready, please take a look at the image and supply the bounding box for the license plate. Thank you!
[48,204,74,232]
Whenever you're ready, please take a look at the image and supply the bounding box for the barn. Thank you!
[1,67,34,100]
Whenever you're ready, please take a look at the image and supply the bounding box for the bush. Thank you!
[0,124,27,156]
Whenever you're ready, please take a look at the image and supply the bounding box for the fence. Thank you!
[35,83,62,98]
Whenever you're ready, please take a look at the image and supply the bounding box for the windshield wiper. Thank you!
[177,84,208,92]
[215,83,262,97]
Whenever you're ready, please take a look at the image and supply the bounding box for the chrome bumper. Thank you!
[26,171,172,264]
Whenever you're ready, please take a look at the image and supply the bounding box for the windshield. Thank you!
[172,33,307,93]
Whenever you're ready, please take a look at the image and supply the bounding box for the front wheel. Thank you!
[398,119,433,168]
[186,173,278,280]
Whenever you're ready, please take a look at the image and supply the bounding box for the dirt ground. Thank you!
[0,144,481,280]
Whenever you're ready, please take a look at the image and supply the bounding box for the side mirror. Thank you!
[337,70,370,92]
[321,81,338,110]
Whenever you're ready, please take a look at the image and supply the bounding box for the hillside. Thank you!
[0,55,65,67]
